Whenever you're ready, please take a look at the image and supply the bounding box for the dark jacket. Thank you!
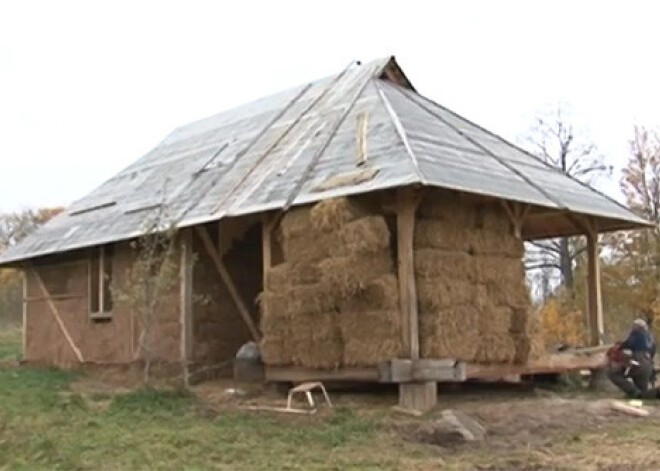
[621,329,656,358]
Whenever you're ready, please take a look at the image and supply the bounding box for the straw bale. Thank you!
[266,264,290,292]
[338,309,401,339]
[471,230,524,258]
[473,334,517,363]
[417,279,474,311]
[414,219,473,252]
[512,333,531,364]
[344,338,403,366]
[337,274,399,312]
[419,306,480,361]
[339,216,390,255]
[319,251,394,298]
[309,197,367,232]
[418,192,476,227]
[340,309,402,365]
[527,313,546,360]
[260,336,293,366]
[486,282,530,310]
[474,255,523,284]
[480,205,511,234]
[290,313,343,369]
[266,262,321,290]
[286,284,337,316]
[478,304,513,335]
[280,206,313,239]
[509,307,530,334]
[281,232,338,263]
[259,291,289,319]
[414,249,476,282]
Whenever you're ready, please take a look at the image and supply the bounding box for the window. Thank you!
[89,245,113,319]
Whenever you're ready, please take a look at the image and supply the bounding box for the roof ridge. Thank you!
[373,79,425,183]
[399,83,645,223]
[383,81,565,209]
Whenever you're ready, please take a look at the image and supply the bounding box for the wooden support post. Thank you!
[399,382,437,412]
[30,266,84,362]
[22,270,27,359]
[397,187,436,412]
[262,215,273,294]
[586,221,604,345]
[397,187,421,358]
[180,228,194,388]
[195,226,261,341]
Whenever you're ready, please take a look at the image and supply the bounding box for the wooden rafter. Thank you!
[500,200,530,239]
[195,226,261,341]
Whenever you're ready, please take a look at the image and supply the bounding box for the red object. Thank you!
[606,343,629,367]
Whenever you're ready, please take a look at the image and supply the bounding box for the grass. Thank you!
[0,329,429,470]
[0,326,659,470]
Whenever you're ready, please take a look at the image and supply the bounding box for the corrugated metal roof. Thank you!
[0,56,648,265]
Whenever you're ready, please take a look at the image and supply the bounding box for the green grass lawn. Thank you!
[0,329,432,470]
[1,326,660,470]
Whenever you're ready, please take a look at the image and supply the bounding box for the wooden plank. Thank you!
[586,223,604,346]
[382,359,466,383]
[179,228,194,388]
[414,359,467,382]
[356,112,369,166]
[195,226,261,341]
[466,348,608,379]
[265,366,379,383]
[397,187,420,359]
[29,267,84,362]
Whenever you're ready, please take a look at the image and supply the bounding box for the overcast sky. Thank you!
[1,1,658,213]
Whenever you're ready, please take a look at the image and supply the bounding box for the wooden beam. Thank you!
[500,201,530,239]
[195,226,261,341]
[262,214,273,293]
[466,346,609,378]
[179,228,194,388]
[586,221,604,345]
[29,267,84,363]
[380,358,467,383]
[396,187,421,359]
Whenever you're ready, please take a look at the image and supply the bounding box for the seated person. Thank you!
[606,318,656,398]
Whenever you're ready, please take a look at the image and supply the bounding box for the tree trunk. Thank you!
[559,237,574,291]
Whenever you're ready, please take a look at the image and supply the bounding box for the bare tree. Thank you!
[0,207,63,250]
[0,208,62,325]
[113,201,179,387]
[523,105,611,294]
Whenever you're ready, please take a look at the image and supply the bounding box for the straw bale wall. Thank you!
[416,190,531,364]
[260,196,402,368]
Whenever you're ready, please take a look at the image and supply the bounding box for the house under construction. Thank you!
[0,57,648,410]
